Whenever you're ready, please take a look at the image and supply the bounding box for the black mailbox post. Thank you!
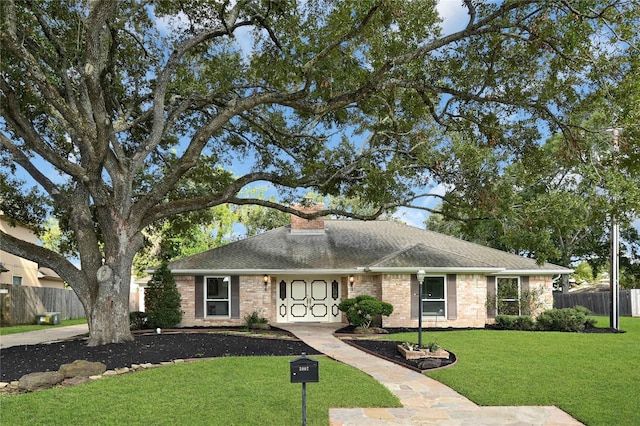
[290,353,318,426]
[290,354,319,383]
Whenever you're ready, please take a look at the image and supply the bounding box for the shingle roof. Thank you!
[167,220,570,274]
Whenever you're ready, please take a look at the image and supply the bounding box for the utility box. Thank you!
[290,354,319,383]
[36,312,61,325]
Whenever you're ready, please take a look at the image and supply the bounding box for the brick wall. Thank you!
[239,275,276,322]
[529,275,554,316]
[382,273,489,328]
[175,275,198,327]
[381,274,412,326]
[176,272,554,328]
[447,274,488,328]
[348,275,382,299]
[176,275,276,327]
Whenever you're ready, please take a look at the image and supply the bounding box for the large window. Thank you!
[205,277,230,317]
[422,276,446,317]
[496,277,520,315]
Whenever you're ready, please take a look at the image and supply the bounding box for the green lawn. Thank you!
[0,318,87,335]
[3,317,638,425]
[0,356,400,425]
[388,316,640,426]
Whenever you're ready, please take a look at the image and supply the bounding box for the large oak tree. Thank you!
[1,0,637,345]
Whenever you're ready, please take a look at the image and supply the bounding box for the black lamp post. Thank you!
[417,270,425,349]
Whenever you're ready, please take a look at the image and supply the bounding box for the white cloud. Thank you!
[436,0,469,35]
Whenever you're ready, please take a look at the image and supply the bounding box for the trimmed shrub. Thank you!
[494,315,536,331]
[536,307,587,332]
[129,311,148,330]
[512,315,536,330]
[338,295,393,328]
[144,261,183,329]
[494,315,516,329]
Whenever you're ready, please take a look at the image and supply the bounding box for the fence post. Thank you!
[631,289,640,317]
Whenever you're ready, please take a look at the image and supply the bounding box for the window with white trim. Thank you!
[496,277,520,315]
[422,276,446,317]
[12,275,23,286]
[205,276,230,317]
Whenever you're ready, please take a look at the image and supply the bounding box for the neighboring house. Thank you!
[167,205,570,328]
[0,215,65,289]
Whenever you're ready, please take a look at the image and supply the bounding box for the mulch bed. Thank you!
[2,323,619,383]
[0,329,320,383]
[342,338,456,372]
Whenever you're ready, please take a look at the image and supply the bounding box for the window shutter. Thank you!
[447,274,457,320]
[410,274,419,320]
[231,276,240,319]
[521,276,530,293]
[195,276,204,318]
[486,276,496,318]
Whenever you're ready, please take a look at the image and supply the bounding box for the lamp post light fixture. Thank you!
[416,270,426,349]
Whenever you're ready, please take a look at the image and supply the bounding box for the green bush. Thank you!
[495,315,536,331]
[513,315,536,330]
[144,261,183,329]
[338,295,393,328]
[536,307,587,332]
[244,310,268,329]
[494,315,515,329]
[129,311,148,330]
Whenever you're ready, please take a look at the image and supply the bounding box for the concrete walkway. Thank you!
[279,323,583,426]
[0,324,89,349]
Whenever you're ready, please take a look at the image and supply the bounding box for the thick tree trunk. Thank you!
[82,263,134,346]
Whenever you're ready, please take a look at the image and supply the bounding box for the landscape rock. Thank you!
[63,376,91,386]
[18,371,64,391]
[59,360,107,378]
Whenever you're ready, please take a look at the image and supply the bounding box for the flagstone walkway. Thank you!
[279,323,583,426]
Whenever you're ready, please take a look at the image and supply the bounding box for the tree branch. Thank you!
[0,229,85,292]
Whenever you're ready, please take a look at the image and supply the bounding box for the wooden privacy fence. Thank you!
[553,290,635,316]
[0,284,86,326]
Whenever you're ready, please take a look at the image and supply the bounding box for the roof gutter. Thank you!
[167,268,363,276]
[490,269,574,276]
[358,266,505,274]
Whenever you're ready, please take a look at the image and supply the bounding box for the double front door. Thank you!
[277,277,342,322]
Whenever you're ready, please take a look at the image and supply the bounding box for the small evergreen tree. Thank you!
[338,295,393,328]
[145,261,183,328]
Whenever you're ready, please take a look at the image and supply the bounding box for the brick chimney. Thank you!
[290,203,325,233]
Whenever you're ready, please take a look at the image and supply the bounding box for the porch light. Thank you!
[349,275,354,289]
[263,274,269,290]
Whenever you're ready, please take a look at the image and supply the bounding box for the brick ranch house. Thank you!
[166,206,570,328]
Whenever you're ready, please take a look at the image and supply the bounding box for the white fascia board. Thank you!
[168,269,361,276]
[490,269,574,276]
[358,266,505,274]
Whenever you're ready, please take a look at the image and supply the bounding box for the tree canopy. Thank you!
[1,0,638,345]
